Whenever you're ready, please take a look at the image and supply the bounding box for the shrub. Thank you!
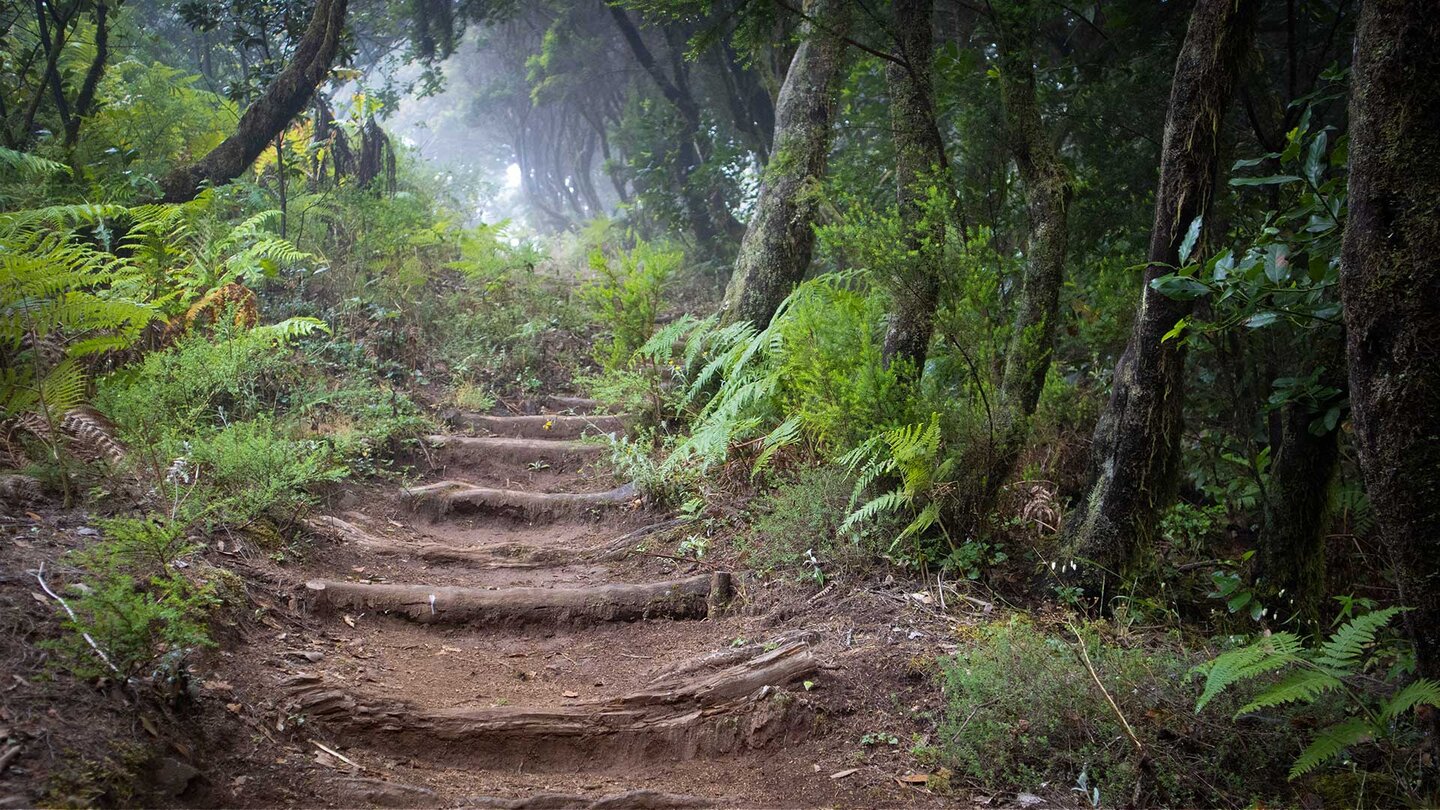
[936,618,1316,806]
[745,464,880,582]
[48,517,218,681]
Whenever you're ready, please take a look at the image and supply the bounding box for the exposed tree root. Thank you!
[467,789,715,809]
[328,776,438,807]
[447,412,633,440]
[542,394,624,415]
[424,435,605,471]
[304,572,732,626]
[304,515,573,568]
[404,480,639,521]
[281,640,818,769]
[647,630,822,684]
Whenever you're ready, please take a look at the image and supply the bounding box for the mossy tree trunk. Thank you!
[955,0,1071,530]
[1064,0,1259,589]
[721,0,850,329]
[880,0,948,377]
[159,0,348,203]
[1338,0,1440,688]
[1257,343,1343,629]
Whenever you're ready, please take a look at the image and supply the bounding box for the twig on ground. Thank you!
[1068,623,1146,757]
[30,562,123,678]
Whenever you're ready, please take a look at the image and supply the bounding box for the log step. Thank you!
[304,572,732,627]
[405,480,638,520]
[448,412,633,440]
[281,640,818,770]
[425,435,605,469]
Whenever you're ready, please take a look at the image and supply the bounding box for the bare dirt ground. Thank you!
[0,394,1048,808]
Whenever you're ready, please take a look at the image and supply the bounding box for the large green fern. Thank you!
[1194,607,1439,780]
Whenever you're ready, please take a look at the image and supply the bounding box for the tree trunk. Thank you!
[1064,0,1259,588]
[956,0,1071,529]
[63,0,110,147]
[1339,0,1440,693]
[880,0,948,376]
[720,0,850,328]
[1258,373,1341,630]
[159,0,348,203]
[607,6,741,257]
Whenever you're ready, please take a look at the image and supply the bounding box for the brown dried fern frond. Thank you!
[184,282,259,332]
[60,405,126,462]
[6,407,126,463]
[0,473,43,505]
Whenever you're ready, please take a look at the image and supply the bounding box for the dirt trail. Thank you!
[204,395,958,808]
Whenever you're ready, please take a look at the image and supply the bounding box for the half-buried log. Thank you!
[304,572,730,626]
[447,412,633,440]
[404,480,638,520]
[281,639,819,769]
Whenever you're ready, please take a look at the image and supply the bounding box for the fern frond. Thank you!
[251,317,331,343]
[1289,718,1372,780]
[752,414,802,476]
[1314,606,1406,671]
[1195,632,1304,712]
[1235,667,1343,717]
[840,490,909,536]
[1378,678,1440,723]
[0,147,71,179]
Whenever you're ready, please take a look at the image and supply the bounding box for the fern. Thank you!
[0,147,71,179]
[1194,608,1438,780]
[1289,719,1372,780]
[1313,605,1405,670]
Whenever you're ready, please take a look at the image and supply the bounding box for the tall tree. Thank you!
[880,0,948,375]
[721,0,850,328]
[159,0,348,203]
[955,0,1071,527]
[1064,0,1259,588]
[1338,0,1440,692]
[607,6,743,256]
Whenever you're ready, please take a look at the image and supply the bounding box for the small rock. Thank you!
[152,756,199,797]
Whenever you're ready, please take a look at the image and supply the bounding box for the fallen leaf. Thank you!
[226,703,243,714]
[562,690,579,698]
[30,592,47,605]
[895,773,930,785]
[343,615,356,628]
[830,768,860,780]
[140,715,159,737]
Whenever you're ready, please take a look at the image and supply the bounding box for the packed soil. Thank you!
[0,394,1049,809]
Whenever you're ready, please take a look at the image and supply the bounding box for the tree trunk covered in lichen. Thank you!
[721,0,850,328]
[880,0,948,376]
[1339,0,1440,690]
[1065,0,1258,590]
[160,0,348,202]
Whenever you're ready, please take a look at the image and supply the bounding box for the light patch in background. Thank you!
[505,163,522,190]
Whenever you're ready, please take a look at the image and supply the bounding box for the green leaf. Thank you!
[1304,131,1329,185]
[1179,216,1204,264]
[1246,312,1280,329]
[1230,175,1304,187]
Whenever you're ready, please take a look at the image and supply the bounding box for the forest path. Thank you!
[212,394,946,808]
